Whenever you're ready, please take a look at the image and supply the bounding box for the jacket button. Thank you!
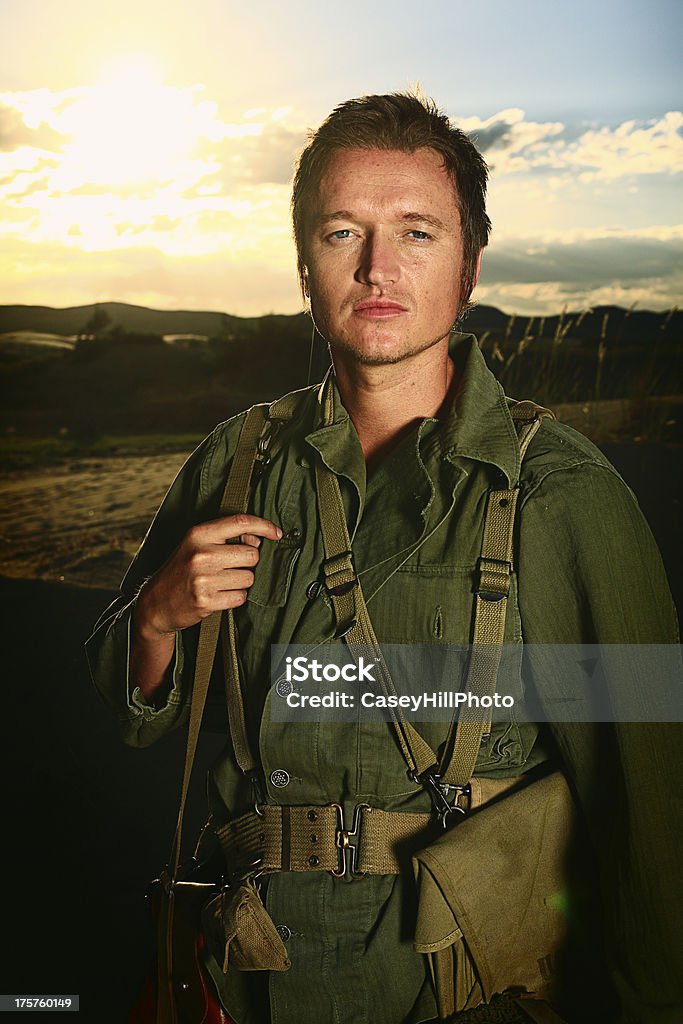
[276,924,291,942]
[270,769,290,788]
[306,580,322,600]
[307,809,318,822]
[308,855,320,867]
[276,679,293,698]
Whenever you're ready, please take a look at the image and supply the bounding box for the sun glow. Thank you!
[55,57,204,188]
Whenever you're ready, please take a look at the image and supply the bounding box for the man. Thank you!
[87,94,681,1023]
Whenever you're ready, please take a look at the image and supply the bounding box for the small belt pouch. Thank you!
[412,771,574,1019]
[202,878,291,974]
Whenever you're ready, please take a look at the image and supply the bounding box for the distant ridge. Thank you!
[0,301,261,337]
[0,300,679,340]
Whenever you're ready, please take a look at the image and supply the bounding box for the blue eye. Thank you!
[329,229,352,240]
[408,230,431,240]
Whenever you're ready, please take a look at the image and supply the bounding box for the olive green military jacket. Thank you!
[87,335,682,1024]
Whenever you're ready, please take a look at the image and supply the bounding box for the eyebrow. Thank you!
[315,210,449,231]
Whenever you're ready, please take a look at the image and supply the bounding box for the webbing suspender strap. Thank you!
[315,458,438,778]
[313,384,554,801]
[193,383,552,862]
[440,402,552,789]
[168,402,268,878]
[314,373,438,778]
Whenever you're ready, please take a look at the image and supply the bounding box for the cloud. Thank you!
[193,118,304,193]
[0,83,680,317]
[463,108,567,174]
[463,108,683,181]
[569,112,683,181]
[481,230,683,287]
[475,229,683,314]
[475,277,683,317]
[0,100,65,153]
[0,237,302,316]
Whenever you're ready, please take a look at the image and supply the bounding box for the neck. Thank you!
[332,338,456,467]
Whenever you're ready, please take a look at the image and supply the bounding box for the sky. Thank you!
[0,0,681,317]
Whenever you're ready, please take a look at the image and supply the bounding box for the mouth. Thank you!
[353,299,409,318]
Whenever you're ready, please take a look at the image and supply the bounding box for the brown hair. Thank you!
[291,92,491,307]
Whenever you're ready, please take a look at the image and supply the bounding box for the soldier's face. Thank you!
[303,147,475,367]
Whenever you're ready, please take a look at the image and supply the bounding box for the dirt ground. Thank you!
[0,428,680,611]
[0,450,189,588]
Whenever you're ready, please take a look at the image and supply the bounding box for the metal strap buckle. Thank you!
[475,556,512,603]
[412,766,468,830]
[330,803,369,880]
[323,551,358,597]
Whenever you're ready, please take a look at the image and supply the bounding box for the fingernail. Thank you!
[276,527,283,538]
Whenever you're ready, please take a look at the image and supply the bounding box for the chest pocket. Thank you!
[366,564,529,772]
[367,565,480,645]
[247,530,303,608]
[368,563,523,646]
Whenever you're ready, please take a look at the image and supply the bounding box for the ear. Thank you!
[472,248,484,289]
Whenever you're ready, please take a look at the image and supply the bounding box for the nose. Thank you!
[355,230,400,288]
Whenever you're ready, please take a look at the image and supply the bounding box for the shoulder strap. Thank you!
[315,459,438,778]
[439,400,554,789]
[218,388,312,777]
[169,403,268,877]
[313,377,438,779]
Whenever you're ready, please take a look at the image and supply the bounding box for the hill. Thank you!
[0,301,248,338]
[1,300,681,346]
[0,300,680,451]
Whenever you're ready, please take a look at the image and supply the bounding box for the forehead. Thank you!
[309,147,460,224]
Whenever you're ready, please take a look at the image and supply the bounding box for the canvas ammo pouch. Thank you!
[412,771,574,1021]
[201,877,291,975]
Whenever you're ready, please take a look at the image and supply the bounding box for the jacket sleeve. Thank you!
[85,420,238,748]
[518,456,683,1023]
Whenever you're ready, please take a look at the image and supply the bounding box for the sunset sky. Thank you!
[1,0,681,316]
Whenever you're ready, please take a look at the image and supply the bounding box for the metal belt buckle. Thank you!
[330,802,369,881]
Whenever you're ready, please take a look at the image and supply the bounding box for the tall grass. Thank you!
[479,306,681,442]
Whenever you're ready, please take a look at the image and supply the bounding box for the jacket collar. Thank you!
[441,333,520,486]
[304,332,520,487]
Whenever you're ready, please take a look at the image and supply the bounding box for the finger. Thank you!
[213,589,249,610]
[219,543,261,569]
[217,569,256,591]
[201,515,283,543]
[242,534,263,548]
[187,568,255,614]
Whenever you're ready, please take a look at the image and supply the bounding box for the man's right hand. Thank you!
[130,514,282,700]
[135,514,282,636]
